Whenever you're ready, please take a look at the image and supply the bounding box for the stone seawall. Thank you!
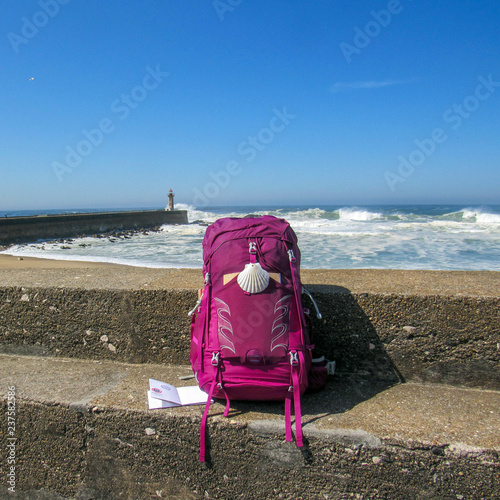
[0,209,188,245]
[0,269,498,389]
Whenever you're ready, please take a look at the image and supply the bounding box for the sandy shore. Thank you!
[0,254,124,269]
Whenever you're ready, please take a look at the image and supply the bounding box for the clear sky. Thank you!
[2,0,500,210]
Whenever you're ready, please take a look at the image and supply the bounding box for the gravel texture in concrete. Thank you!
[1,354,499,499]
[1,268,498,388]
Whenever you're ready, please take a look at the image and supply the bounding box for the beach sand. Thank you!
[0,254,123,269]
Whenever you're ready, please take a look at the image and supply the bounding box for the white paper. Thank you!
[148,379,210,408]
[148,390,179,409]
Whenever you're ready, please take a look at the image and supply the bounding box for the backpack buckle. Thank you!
[249,242,257,254]
[211,351,220,366]
[288,249,296,263]
[289,351,299,366]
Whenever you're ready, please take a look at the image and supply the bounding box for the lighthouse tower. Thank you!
[167,189,175,211]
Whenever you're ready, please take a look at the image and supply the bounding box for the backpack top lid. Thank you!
[202,215,300,272]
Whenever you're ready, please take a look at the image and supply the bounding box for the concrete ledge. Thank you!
[1,355,499,499]
[0,269,498,389]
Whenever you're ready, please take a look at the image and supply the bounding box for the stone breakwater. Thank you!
[0,209,188,246]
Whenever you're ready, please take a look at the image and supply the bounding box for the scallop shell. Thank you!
[237,263,270,294]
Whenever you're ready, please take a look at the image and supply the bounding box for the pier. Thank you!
[0,209,188,246]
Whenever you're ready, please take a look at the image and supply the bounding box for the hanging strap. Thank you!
[199,378,216,463]
[285,388,293,442]
[284,350,304,447]
[199,351,220,462]
[223,391,231,417]
[291,354,304,447]
[199,373,230,462]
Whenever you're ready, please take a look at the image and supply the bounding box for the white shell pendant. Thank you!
[237,263,270,294]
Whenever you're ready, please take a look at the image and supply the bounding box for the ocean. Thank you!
[2,204,500,271]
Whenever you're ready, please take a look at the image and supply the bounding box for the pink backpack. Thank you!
[189,215,325,461]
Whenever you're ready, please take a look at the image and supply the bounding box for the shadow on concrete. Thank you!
[211,285,404,421]
[308,285,405,383]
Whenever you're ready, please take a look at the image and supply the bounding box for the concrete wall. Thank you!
[0,210,188,245]
[0,286,498,389]
[1,269,498,499]
[1,398,497,500]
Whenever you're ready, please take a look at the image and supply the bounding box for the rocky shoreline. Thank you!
[1,225,165,252]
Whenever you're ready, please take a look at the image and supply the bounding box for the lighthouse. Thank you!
[167,189,175,211]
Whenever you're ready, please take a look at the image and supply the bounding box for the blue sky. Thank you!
[2,0,500,210]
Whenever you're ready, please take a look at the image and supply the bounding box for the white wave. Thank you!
[174,203,219,223]
[159,224,207,236]
[285,207,328,220]
[446,207,500,225]
[1,230,204,269]
[3,205,500,271]
[461,209,478,220]
[337,207,383,221]
[475,212,500,224]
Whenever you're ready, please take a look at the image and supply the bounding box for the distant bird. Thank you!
[29,77,34,81]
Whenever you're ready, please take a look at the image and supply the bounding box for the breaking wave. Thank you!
[2,204,500,270]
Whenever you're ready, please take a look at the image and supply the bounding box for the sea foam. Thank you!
[2,205,500,271]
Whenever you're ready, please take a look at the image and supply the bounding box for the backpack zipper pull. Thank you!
[211,351,220,366]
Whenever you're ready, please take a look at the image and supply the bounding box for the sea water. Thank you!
[2,204,500,271]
